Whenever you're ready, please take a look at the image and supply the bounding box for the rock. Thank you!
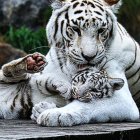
[0,43,27,68]
[0,0,50,27]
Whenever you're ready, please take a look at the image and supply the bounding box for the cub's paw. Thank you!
[54,82,72,99]
[31,102,56,121]
[26,52,47,73]
[37,108,82,126]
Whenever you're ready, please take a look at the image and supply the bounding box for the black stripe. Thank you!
[13,94,18,108]
[65,12,69,23]
[109,22,113,39]
[73,2,79,8]
[71,56,84,62]
[26,91,33,118]
[74,10,83,14]
[19,93,25,118]
[71,19,78,26]
[93,0,103,6]
[53,7,70,40]
[133,90,140,101]
[106,15,110,24]
[126,39,137,71]
[77,17,84,21]
[95,4,104,12]
[54,16,59,40]
[94,11,102,16]
[11,94,19,112]
[128,66,140,79]
[131,74,140,87]
[45,79,58,94]
[71,0,77,2]
[61,20,64,37]
[81,75,86,84]
[18,81,32,119]
[83,0,88,4]
[61,21,69,50]
[81,3,85,6]
[55,48,65,73]
[100,56,107,69]
[61,20,64,39]
[72,51,80,57]
[88,2,95,8]
[96,17,102,21]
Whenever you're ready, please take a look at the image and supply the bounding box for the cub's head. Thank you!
[47,0,122,66]
[71,67,124,102]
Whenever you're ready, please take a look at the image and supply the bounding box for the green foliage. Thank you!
[37,7,52,26]
[5,26,49,55]
[2,7,53,55]
[3,0,140,55]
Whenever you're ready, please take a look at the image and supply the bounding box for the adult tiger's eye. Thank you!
[72,26,81,36]
[72,26,79,31]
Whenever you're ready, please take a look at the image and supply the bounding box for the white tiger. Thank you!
[0,0,139,126]
[71,67,124,102]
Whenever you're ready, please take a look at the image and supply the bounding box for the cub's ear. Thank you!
[104,0,122,13]
[109,78,124,90]
[48,0,66,10]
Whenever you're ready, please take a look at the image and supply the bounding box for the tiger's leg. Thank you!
[33,71,139,126]
[0,52,47,119]
[0,52,47,83]
[31,102,57,121]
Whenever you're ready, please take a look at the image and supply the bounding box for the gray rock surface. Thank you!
[0,0,50,27]
[0,43,27,68]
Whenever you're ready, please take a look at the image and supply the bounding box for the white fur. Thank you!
[0,0,139,125]
[31,0,140,126]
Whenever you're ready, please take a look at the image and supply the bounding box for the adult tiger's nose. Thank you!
[81,52,96,61]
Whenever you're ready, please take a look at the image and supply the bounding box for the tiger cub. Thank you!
[71,67,124,102]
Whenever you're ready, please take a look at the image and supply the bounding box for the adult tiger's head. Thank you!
[47,0,122,66]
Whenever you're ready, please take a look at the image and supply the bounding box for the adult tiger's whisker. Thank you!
[29,46,49,52]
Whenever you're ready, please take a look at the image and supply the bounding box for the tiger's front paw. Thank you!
[31,102,56,121]
[26,52,47,73]
[2,52,47,77]
[37,108,82,126]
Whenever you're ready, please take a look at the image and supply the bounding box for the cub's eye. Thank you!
[98,28,104,34]
[72,26,79,31]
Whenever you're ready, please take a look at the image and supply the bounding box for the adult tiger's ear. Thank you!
[104,0,122,13]
[105,0,120,6]
[48,0,65,10]
[109,78,124,90]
